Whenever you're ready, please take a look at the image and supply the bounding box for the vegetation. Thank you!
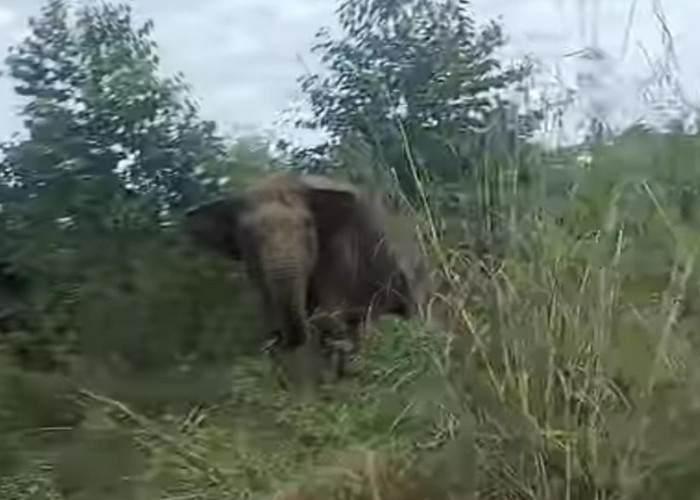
[2,0,700,499]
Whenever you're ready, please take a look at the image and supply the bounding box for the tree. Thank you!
[288,0,541,200]
[205,134,288,192]
[0,0,223,237]
[0,0,229,372]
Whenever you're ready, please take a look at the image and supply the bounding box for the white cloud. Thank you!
[0,6,17,27]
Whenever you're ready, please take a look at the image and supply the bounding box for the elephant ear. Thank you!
[183,197,246,260]
[299,175,360,236]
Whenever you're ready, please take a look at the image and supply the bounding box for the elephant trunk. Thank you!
[261,257,322,401]
[262,258,311,350]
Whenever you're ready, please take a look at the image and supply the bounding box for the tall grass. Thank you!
[6,125,700,500]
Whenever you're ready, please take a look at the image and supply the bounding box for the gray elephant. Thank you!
[183,171,426,395]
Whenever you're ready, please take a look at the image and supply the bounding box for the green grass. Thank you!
[4,129,700,499]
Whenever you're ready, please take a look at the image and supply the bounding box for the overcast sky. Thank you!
[0,0,698,146]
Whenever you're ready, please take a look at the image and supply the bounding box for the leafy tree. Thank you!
[0,0,231,372]
[205,134,288,192]
[0,0,223,239]
[288,0,541,200]
[0,0,228,292]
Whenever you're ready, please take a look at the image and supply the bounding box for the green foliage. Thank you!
[1,0,223,224]
[208,134,288,192]
[288,0,539,199]
[0,2,283,485]
[281,0,544,257]
[0,0,241,376]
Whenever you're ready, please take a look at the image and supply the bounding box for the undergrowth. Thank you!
[5,129,700,499]
[3,127,700,500]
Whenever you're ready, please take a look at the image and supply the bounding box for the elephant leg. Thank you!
[335,313,365,380]
[258,291,286,384]
[308,308,369,382]
[332,307,366,355]
[307,310,348,382]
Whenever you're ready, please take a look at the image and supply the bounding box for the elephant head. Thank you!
[184,172,360,347]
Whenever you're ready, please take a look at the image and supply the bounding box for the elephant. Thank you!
[183,171,426,394]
